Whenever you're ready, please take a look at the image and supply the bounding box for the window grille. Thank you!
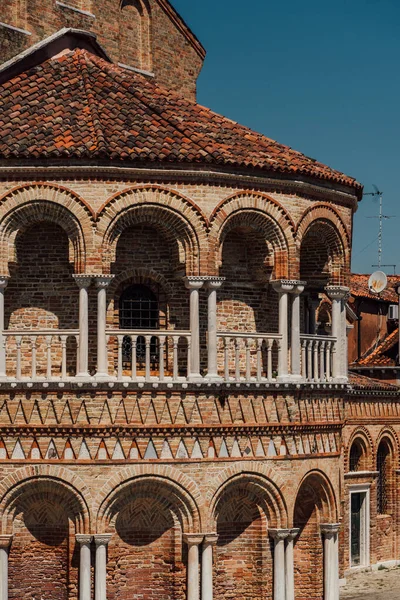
[119,285,159,369]
[377,442,390,515]
[349,442,362,472]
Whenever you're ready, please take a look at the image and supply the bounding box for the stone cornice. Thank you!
[0,165,360,209]
[0,423,344,436]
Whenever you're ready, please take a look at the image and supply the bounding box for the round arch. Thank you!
[206,462,287,529]
[376,426,399,462]
[346,427,374,471]
[0,184,94,274]
[96,186,208,275]
[96,466,202,533]
[293,469,338,524]
[0,475,91,535]
[296,205,350,285]
[209,192,296,279]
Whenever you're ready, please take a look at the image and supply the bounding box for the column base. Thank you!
[276,374,292,383]
[332,376,348,384]
[94,372,112,381]
[75,372,91,380]
[204,373,223,383]
[188,374,204,383]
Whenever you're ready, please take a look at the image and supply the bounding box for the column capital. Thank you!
[269,528,291,541]
[204,277,225,289]
[271,279,299,293]
[203,533,219,545]
[325,286,350,301]
[0,534,12,548]
[183,276,207,290]
[289,281,307,295]
[0,277,9,290]
[94,533,112,546]
[93,275,115,289]
[76,534,93,545]
[320,523,340,538]
[183,533,204,546]
[287,528,300,541]
[73,274,92,289]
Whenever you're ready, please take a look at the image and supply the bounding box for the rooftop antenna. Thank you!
[365,185,395,268]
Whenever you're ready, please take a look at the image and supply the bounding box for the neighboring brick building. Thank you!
[0,3,398,600]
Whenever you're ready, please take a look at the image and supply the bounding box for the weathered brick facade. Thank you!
[0,0,205,100]
[0,4,396,600]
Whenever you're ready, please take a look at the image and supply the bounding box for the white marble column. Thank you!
[73,275,92,378]
[184,278,205,381]
[201,533,218,600]
[0,278,9,380]
[289,282,305,381]
[325,286,349,382]
[184,534,203,600]
[0,535,12,600]
[76,534,92,600]
[205,279,224,381]
[272,281,295,382]
[269,529,290,600]
[94,534,111,600]
[94,276,114,379]
[285,528,299,600]
[320,524,340,600]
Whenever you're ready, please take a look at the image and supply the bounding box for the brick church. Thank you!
[0,2,398,599]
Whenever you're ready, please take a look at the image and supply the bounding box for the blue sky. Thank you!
[171,0,400,275]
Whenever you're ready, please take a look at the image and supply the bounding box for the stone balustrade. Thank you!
[0,274,349,385]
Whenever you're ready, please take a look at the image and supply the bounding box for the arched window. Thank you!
[119,0,151,71]
[377,440,391,515]
[349,441,363,472]
[119,284,159,368]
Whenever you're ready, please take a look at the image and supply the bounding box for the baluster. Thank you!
[60,335,67,379]
[186,337,191,379]
[131,336,137,381]
[267,339,273,380]
[256,338,263,382]
[301,339,307,379]
[75,335,79,377]
[76,337,80,375]
[307,340,313,381]
[224,337,230,382]
[173,337,179,381]
[245,338,252,381]
[326,341,331,381]
[145,335,151,382]
[16,335,22,380]
[235,338,240,382]
[319,341,326,381]
[46,335,52,380]
[117,335,123,381]
[30,335,37,380]
[159,335,165,381]
[313,340,319,382]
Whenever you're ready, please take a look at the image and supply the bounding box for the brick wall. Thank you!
[0,0,204,101]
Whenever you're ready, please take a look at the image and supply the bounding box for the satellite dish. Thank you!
[368,271,388,294]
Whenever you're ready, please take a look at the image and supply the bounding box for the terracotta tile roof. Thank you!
[348,371,398,391]
[350,274,400,303]
[0,48,362,194]
[355,328,399,367]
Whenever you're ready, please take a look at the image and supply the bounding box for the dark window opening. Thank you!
[349,441,363,472]
[119,284,160,369]
[377,441,390,515]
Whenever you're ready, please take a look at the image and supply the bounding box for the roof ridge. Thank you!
[86,53,213,159]
[78,50,107,156]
